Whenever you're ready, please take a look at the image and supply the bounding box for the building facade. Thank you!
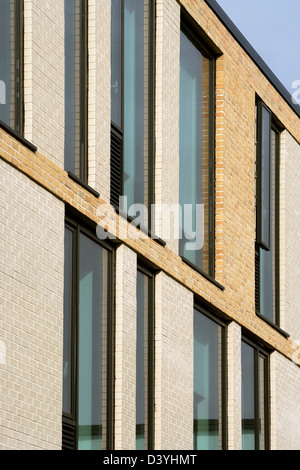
[0,0,300,450]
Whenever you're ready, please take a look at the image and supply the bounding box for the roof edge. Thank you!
[204,0,300,119]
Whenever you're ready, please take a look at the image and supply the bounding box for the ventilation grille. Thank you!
[62,419,76,450]
[110,125,123,208]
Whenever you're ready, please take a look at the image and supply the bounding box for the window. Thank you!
[255,100,280,325]
[179,22,215,277]
[64,0,88,182]
[110,0,155,227]
[62,219,114,450]
[194,306,226,450]
[0,0,23,134]
[136,265,154,450]
[241,338,269,450]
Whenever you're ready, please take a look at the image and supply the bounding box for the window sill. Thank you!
[112,203,166,247]
[255,311,290,338]
[181,256,225,291]
[67,172,100,198]
[0,119,37,153]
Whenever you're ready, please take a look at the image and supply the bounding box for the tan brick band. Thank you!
[0,125,297,365]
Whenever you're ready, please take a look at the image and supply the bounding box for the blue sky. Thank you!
[215,0,300,99]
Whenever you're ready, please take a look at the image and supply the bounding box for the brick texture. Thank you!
[154,0,181,253]
[114,244,137,450]
[282,131,300,339]
[0,159,64,450]
[23,0,64,168]
[87,0,111,200]
[270,351,300,449]
[154,271,194,449]
[227,322,242,450]
[1,0,300,451]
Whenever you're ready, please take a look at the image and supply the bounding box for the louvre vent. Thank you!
[62,420,76,450]
[110,125,123,208]
[255,246,260,313]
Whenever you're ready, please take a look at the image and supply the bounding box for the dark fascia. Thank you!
[204,0,300,119]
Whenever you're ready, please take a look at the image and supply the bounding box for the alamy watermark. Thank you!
[291,338,300,365]
[96,197,205,251]
[0,340,6,365]
[0,80,6,105]
[292,80,300,105]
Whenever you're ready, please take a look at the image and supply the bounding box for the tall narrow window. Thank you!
[255,100,280,325]
[0,0,23,134]
[241,339,269,450]
[62,220,114,450]
[179,23,215,277]
[194,307,226,450]
[136,266,154,450]
[64,0,88,182]
[111,0,155,226]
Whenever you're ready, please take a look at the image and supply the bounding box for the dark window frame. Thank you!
[136,262,155,450]
[79,0,88,183]
[15,0,24,135]
[241,336,270,450]
[179,14,217,280]
[62,216,115,450]
[110,0,156,231]
[193,303,228,450]
[0,0,24,136]
[255,98,281,327]
[64,0,89,184]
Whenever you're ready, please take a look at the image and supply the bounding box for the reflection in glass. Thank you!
[123,0,146,213]
[77,233,108,450]
[194,309,223,450]
[259,355,266,450]
[242,341,255,450]
[64,0,81,177]
[260,106,271,247]
[111,0,122,129]
[259,128,278,323]
[242,340,268,450]
[111,0,151,219]
[179,30,212,274]
[63,227,74,416]
[136,271,149,449]
[0,0,15,128]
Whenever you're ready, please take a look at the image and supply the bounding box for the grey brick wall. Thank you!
[24,0,64,168]
[0,159,64,450]
[154,271,194,449]
[270,351,300,449]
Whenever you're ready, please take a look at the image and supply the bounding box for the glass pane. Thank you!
[179,31,212,274]
[63,228,74,415]
[242,341,255,450]
[136,271,149,449]
[111,0,122,128]
[194,310,223,450]
[259,129,277,323]
[260,106,271,247]
[259,247,274,322]
[64,0,81,176]
[78,233,108,450]
[259,355,266,450]
[123,0,149,216]
[0,0,15,127]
